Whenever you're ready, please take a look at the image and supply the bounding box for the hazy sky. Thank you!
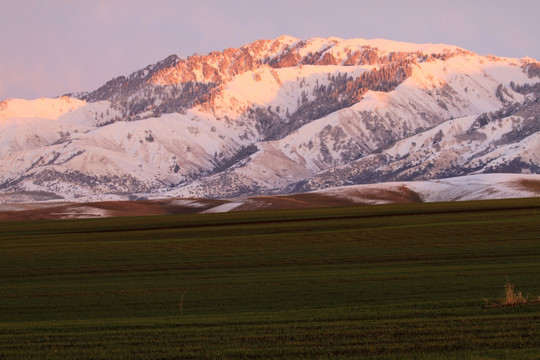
[1,0,539,100]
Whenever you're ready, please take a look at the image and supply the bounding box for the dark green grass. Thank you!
[1,198,540,359]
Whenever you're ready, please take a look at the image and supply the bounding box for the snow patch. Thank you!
[50,206,111,219]
[201,202,243,213]
[170,199,206,208]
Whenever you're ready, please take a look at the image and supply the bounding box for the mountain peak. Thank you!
[77,36,474,106]
[273,34,300,44]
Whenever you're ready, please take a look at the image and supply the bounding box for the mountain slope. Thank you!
[0,36,539,201]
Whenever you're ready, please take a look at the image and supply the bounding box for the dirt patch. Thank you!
[0,212,18,221]
[233,186,422,212]
[0,198,225,221]
[513,179,540,194]
[338,186,423,204]
[233,193,356,211]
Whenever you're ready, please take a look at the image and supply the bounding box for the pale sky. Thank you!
[1,0,539,100]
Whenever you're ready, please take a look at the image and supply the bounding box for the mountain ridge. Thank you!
[1,36,539,202]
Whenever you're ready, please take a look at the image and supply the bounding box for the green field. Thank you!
[1,198,540,359]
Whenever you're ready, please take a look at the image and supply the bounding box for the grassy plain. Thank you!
[1,198,540,359]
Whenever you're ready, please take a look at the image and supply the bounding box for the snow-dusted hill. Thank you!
[2,174,539,220]
[1,36,539,202]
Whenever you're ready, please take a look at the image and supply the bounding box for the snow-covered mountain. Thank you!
[1,35,539,202]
